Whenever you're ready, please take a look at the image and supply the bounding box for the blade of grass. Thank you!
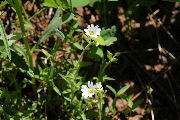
[0,19,11,59]
[28,7,47,21]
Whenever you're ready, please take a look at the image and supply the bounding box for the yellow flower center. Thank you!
[89,88,94,93]
[89,30,95,35]
[96,86,101,90]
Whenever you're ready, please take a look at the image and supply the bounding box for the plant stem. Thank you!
[98,94,102,120]
[79,43,91,63]
[75,43,91,75]
[98,61,111,82]
[14,0,36,96]
[28,7,47,21]
[14,0,33,70]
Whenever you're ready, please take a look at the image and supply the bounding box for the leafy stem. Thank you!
[98,93,103,120]
[79,43,91,63]
[14,0,33,70]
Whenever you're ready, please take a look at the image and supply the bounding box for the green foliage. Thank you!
[92,36,105,46]
[116,85,130,97]
[87,46,104,60]
[0,19,11,59]
[39,6,73,44]
[101,26,117,46]
[67,0,91,7]
[0,0,8,8]
[107,50,120,63]
[42,0,61,8]
[106,85,116,95]
[0,0,148,119]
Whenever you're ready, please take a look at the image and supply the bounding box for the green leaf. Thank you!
[81,113,87,120]
[92,36,105,46]
[82,34,90,44]
[0,19,11,59]
[106,85,116,95]
[52,83,61,96]
[127,94,134,101]
[0,1,8,8]
[114,52,120,57]
[11,51,28,71]
[62,89,71,94]
[55,29,65,40]
[132,99,144,110]
[111,58,118,63]
[116,85,130,97]
[87,46,104,60]
[68,0,90,7]
[104,37,117,46]
[86,110,98,118]
[101,27,117,46]
[112,98,117,109]
[24,19,34,30]
[128,100,133,108]
[107,50,112,60]
[103,75,115,81]
[124,109,130,116]
[0,33,22,54]
[64,96,71,102]
[39,6,74,43]
[42,0,61,8]
[59,73,70,84]
[79,61,93,67]
[7,33,22,41]
[11,44,26,58]
[73,42,84,50]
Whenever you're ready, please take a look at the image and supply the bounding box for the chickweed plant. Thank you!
[0,1,144,119]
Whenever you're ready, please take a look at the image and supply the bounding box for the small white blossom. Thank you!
[81,81,96,98]
[96,42,100,46]
[95,82,103,92]
[84,24,101,38]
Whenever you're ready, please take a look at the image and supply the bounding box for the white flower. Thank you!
[95,82,103,92]
[84,24,101,38]
[96,42,100,46]
[81,81,96,98]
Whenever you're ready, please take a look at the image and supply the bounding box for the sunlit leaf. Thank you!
[73,42,84,50]
[106,85,116,95]
[0,19,11,59]
[39,6,74,43]
[68,0,90,7]
[116,85,130,97]
[92,36,105,46]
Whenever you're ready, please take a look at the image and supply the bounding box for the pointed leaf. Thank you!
[0,19,11,59]
[68,0,90,7]
[116,85,130,97]
[0,1,8,8]
[106,85,116,95]
[55,29,65,40]
[39,6,74,43]
[52,83,61,96]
